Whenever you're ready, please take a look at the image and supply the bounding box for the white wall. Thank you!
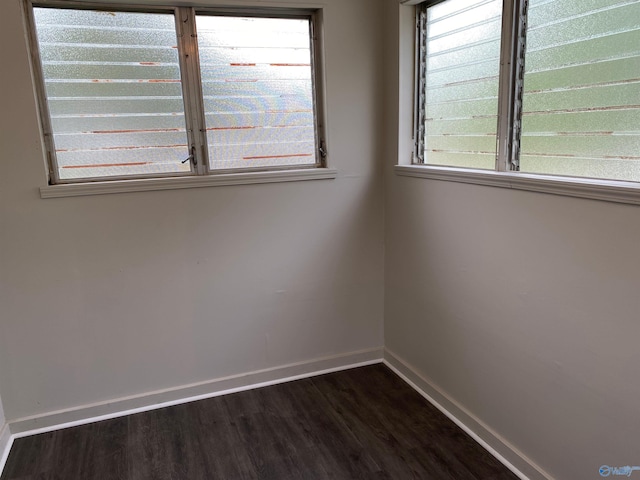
[0,0,385,421]
[0,381,8,461]
[0,391,9,472]
[383,2,640,480]
[0,393,5,429]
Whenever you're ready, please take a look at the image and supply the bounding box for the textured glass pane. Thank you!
[422,0,502,169]
[33,8,190,180]
[520,0,640,181]
[196,15,317,170]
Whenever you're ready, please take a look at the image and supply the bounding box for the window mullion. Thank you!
[175,7,209,176]
[309,13,328,167]
[414,4,427,164]
[496,0,528,172]
[25,0,60,184]
[511,0,528,171]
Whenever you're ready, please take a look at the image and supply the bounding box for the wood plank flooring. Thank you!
[1,365,519,479]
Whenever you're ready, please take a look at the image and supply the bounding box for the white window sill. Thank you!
[40,168,338,199]
[394,165,640,206]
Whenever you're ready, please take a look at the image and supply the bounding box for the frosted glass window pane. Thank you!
[520,0,640,181]
[196,15,317,170]
[422,0,502,169]
[33,8,190,180]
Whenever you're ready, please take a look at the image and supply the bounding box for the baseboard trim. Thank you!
[2,346,551,480]
[0,423,12,476]
[9,347,384,438]
[383,348,553,480]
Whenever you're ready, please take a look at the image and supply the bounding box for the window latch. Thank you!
[319,140,328,158]
[181,146,196,166]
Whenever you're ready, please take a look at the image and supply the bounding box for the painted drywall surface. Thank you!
[0,393,5,429]
[0,389,7,463]
[0,0,385,420]
[0,391,9,476]
[383,3,640,480]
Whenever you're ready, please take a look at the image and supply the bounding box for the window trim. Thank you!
[400,0,640,205]
[39,167,337,198]
[395,164,640,205]
[25,0,332,194]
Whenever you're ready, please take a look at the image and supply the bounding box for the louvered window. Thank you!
[195,15,317,171]
[414,0,640,184]
[27,3,325,184]
[519,0,640,182]
[416,0,503,170]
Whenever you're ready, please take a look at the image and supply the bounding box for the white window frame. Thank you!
[25,0,336,198]
[397,0,640,206]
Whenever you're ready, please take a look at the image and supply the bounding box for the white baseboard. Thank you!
[2,346,551,480]
[0,422,12,476]
[9,347,384,438]
[383,348,553,480]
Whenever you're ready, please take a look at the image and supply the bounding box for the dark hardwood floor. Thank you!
[1,365,518,479]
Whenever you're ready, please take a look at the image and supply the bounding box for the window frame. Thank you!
[25,0,334,196]
[403,0,640,205]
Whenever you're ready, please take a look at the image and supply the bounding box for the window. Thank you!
[413,0,640,184]
[27,1,327,187]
